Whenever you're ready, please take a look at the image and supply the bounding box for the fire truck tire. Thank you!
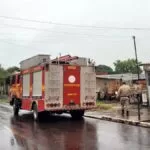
[70,110,84,119]
[33,104,39,121]
[13,100,19,116]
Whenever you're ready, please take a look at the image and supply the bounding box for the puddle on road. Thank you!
[0,128,19,150]
[0,124,48,150]
[2,114,99,150]
[1,111,150,150]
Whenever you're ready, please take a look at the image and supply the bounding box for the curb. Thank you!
[84,115,150,128]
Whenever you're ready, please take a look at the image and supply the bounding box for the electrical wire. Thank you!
[0,35,133,47]
[0,23,131,38]
[0,39,41,50]
[0,15,150,31]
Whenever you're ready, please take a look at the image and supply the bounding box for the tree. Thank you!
[0,66,9,95]
[113,59,142,74]
[95,65,113,74]
[7,66,20,74]
[0,67,8,84]
[0,65,20,95]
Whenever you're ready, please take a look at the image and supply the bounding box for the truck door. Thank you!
[63,66,80,106]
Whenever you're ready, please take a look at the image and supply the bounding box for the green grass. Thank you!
[96,101,114,110]
[0,99,8,103]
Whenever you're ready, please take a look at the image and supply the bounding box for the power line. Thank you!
[0,30,149,40]
[0,36,133,47]
[0,39,41,50]
[0,15,150,31]
[0,23,130,38]
[0,15,52,24]
[0,38,128,43]
[48,22,150,31]
[0,23,50,32]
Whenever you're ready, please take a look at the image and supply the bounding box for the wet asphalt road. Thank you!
[0,104,150,150]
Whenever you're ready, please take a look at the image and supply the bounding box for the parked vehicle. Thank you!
[8,54,96,121]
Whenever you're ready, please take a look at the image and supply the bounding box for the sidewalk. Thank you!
[85,103,150,128]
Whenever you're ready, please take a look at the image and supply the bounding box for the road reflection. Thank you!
[1,107,150,150]
[118,124,150,150]
[9,113,98,150]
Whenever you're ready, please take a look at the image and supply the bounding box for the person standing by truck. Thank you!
[117,81,131,116]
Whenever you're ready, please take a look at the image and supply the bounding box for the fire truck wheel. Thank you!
[13,101,19,116]
[33,104,39,121]
[70,110,84,119]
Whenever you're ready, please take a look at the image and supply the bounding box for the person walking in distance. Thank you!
[117,81,131,116]
[133,80,142,104]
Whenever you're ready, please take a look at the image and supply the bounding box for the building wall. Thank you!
[96,74,146,100]
[96,78,146,94]
[96,78,121,94]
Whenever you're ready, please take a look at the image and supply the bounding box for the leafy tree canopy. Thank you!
[0,65,20,85]
[95,65,113,74]
[7,66,20,74]
[113,59,142,74]
[0,67,9,85]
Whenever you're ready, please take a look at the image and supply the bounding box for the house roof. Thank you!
[96,73,145,80]
[140,63,150,66]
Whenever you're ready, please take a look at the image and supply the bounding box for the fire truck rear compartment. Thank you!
[45,65,96,111]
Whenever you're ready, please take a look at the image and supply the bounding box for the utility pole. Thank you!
[132,36,140,121]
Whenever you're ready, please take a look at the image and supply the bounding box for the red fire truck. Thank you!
[9,54,96,121]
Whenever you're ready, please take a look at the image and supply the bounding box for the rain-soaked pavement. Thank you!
[0,104,150,150]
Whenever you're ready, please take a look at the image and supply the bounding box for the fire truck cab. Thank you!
[9,54,96,121]
[9,72,21,104]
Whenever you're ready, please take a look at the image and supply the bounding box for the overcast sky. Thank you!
[0,0,150,69]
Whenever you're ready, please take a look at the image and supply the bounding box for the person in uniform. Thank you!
[117,81,131,116]
[133,80,142,104]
